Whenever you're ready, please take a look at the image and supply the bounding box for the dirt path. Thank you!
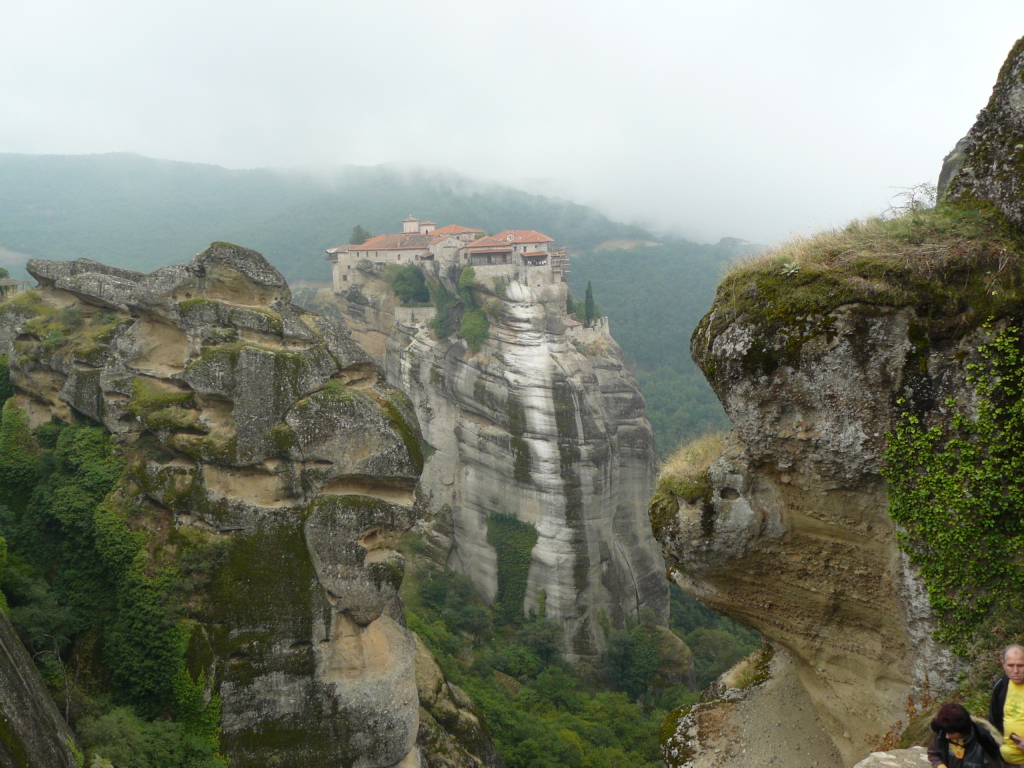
[688,645,845,768]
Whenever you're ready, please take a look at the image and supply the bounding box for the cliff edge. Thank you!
[327,260,670,655]
[652,36,1024,766]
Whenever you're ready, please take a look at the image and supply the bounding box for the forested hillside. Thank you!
[0,153,646,283]
[568,243,739,456]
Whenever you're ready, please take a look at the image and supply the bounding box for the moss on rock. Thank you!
[694,202,1024,384]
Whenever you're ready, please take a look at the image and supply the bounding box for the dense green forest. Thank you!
[567,243,738,456]
[0,404,226,767]
[0,153,647,283]
[402,529,758,768]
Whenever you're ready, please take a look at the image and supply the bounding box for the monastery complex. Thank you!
[326,216,569,291]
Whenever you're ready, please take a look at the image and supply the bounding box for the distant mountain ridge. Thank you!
[0,152,649,282]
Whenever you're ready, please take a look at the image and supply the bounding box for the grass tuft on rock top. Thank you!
[648,433,724,538]
[656,433,725,501]
[696,198,1024,383]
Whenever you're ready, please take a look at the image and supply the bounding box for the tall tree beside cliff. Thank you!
[584,280,597,327]
[567,241,737,456]
[349,225,372,245]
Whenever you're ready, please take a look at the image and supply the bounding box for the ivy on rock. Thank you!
[884,324,1024,653]
[486,513,538,626]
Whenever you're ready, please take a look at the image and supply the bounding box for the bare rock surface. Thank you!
[652,300,976,763]
[1,244,501,768]
[944,35,1024,225]
[0,608,81,768]
[852,748,929,768]
[330,263,669,653]
[663,644,842,768]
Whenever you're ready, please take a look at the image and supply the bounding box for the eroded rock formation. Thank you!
[0,245,498,767]
[652,36,1024,766]
[654,300,972,764]
[326,264,670,654]
[413,634,505,768]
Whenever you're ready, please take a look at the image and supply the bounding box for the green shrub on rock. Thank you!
[460,309,490,352]
[387,264,430,305]
[885,324,1024,654]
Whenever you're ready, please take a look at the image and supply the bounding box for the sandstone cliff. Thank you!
[326,263,670,655]
[651,36,1024,768]
[0,245,500,767]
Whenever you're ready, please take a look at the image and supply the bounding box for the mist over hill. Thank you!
[0,153,648,283]
[0,151,733,454]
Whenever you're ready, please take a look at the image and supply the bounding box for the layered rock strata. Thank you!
[0,245,496,767]
[331,264,669,653]
[654,305,969,764]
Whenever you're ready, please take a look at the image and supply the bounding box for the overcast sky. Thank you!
[2,1,1023,244]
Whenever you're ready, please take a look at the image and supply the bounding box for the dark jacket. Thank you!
[927,722,1003,768]
[991,674,1010,735]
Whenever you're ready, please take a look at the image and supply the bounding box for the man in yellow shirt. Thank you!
[988,644,1024,764]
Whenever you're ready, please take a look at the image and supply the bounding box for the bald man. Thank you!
[990,644,1024,764]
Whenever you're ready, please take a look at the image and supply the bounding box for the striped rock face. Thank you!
[332,260,671,657]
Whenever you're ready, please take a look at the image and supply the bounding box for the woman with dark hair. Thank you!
[928,702,1005,768]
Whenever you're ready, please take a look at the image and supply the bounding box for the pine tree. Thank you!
[584,280,596,327]
[349,225,372,245]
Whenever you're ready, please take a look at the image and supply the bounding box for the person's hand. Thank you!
[1011,732,1024,748]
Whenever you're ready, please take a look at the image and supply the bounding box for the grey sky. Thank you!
[2,0,1023,244]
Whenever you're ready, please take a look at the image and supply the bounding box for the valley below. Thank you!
[4,32,1024,768]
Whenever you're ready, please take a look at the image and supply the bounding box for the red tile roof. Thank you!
[427,233,463,245]
[432,224,484,235]
[351,233,430,251]
[466,236,513,252]
[491,230,554,244]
